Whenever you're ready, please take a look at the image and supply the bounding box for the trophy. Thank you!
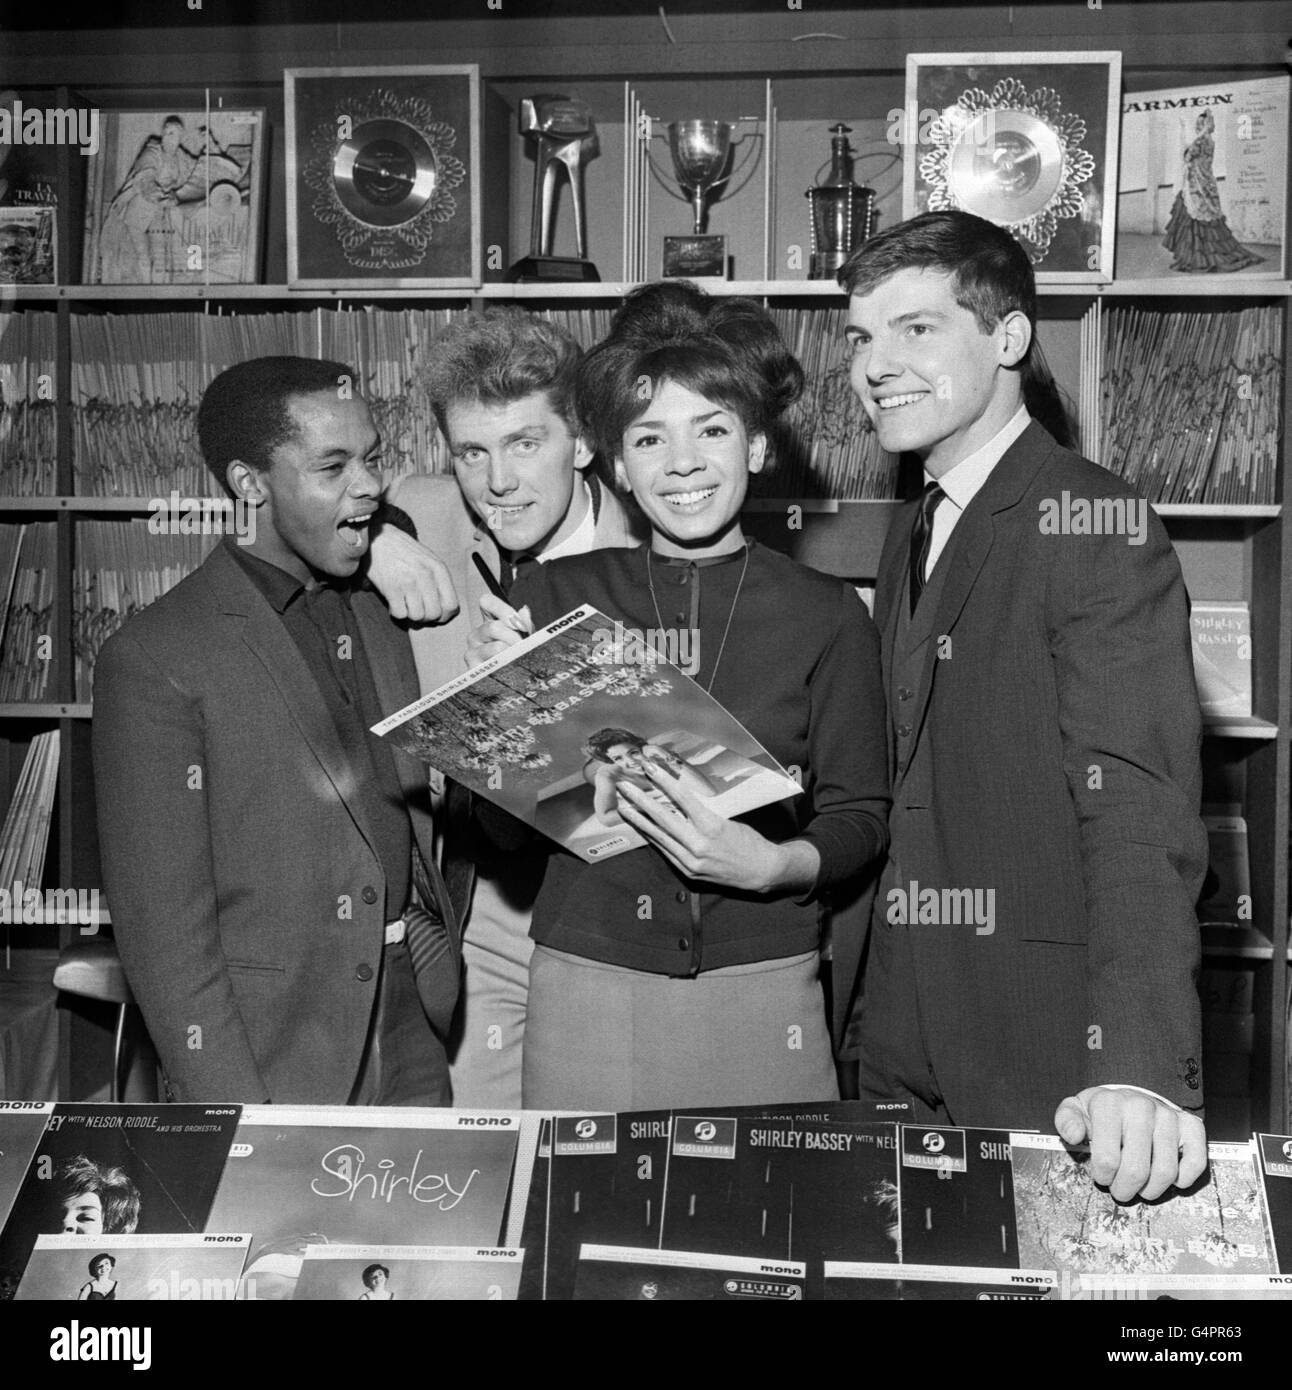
[652,118,759,279]
[805,123,876,279]
[508,94,600,283]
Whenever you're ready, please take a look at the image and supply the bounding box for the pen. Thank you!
[472,551,509,604]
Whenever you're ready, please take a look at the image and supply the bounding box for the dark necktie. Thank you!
[502,553,539,599]
[908,482,946,616]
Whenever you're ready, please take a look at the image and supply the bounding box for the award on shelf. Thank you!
[508,94,600,283]
[286,66,481,290]
[903,52,1121,281]
[652,118,758,279]
[805,124,877,279]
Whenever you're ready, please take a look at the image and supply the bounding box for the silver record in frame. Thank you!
[286,65,481,290]
[901,52,1121,282]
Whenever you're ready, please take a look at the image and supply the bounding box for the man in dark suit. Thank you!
[93,356,463,1105]
[841,212,1208,1201]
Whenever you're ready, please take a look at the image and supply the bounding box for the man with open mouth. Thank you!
[93,355,465,1107]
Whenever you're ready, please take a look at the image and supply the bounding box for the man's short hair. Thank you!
[196,356,355,499]
[53,1154,141,1235]
[422,308,583,440]
[837,210,1037,342]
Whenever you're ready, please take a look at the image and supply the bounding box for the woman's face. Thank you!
[616,379,765,559]
[367,1268,388,1290]
[606,742,644,774]
[92,1258,113,1280]
[60,1192,103,1236]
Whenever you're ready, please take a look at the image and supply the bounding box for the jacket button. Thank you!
[677,937,689,950]
[677,572,688,585]
[355,963,374,982]
[897,724,912,737]
[675,890,688,903]
[674,613,686,625]
[898,687,913,700]
[361,886,378,904]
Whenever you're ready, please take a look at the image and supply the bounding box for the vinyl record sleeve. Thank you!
[373,605,801,862]
[0,1103,53,1266]
[574,1244,805,1301]
[0,1103,241,1299]
[1256,1134,1292,1273]
[203,1106,517,1300]
[898,1124,1020,1268]
[15,1232,250,1301]
[293,1243,522,1300]
[1009,1133,1274,1277]
[659,1117,900,1299]
[824,1259,1056,1301]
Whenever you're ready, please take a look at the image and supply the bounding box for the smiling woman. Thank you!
[489,281,892,1113]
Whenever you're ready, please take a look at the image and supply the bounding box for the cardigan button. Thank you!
[675,890,688,903]
[677,937,690,950]
[355,963,374,982]
[361,885,378,904]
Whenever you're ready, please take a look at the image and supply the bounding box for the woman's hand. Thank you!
[465,591,533,668]
[616,762,819,895]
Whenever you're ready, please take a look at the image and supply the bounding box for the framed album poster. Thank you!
[902,51,1121,282]
[83,109,265,285]
[286,65,481,290]
[1117,76,1287,280]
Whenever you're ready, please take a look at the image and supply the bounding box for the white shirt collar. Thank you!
[535,478,595,563]
[927,406,1031,513]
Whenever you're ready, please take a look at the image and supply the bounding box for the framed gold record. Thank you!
[286,66,480,289]
[902,53,1121,282]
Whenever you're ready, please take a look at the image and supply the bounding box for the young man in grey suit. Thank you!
[367,308,645,1107]
[93,357,463,1106]
[840,212,1208,1201]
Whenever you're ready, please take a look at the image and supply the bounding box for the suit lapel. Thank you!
[900,422,1058,767]
[205,549,386,862]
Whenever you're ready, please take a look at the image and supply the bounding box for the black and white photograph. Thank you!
[2,0,1292,1339]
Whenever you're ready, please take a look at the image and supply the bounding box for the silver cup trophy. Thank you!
[651,118,759,279]
[508,94,600,283]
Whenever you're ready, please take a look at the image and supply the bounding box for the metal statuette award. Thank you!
[652,118,759,279]
[508,94,600,283]
[806,123,877,279]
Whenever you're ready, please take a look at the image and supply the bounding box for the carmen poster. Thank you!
[373,605,801,862]
[16,1233,251,1302]
[203,1107,518,1300]
[1118,77,1288,279]
[0,1103,241,1300]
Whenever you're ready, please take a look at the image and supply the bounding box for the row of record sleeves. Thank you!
[0,1098,1290,1301]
